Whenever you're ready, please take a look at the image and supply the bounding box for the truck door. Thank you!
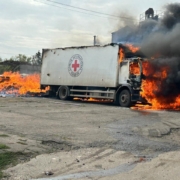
[119,61,130,84]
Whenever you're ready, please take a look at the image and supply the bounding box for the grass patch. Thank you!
[0,152,17,179]
[0,134,9,137]
[0,144,10,149]
[0,151,33,179]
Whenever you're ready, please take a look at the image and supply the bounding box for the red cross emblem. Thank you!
[68,54,83,77]
[72,60,80,72]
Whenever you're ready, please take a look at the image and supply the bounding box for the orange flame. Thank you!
[119,48,125,63]
[140,61,180,110]
[130,62,140,75]
[74,97,112,102]
[0,71,48,95]
[126,44,140,53]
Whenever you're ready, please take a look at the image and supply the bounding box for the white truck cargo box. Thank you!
[41,45,119,87]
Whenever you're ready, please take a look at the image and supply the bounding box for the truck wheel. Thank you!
[58,86,69,100]
[119,89,131,107]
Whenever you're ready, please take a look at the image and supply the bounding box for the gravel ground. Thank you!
[0,97,180,179]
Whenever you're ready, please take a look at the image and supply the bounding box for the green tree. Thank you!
[15,54,32,63]
[32,51,42,65]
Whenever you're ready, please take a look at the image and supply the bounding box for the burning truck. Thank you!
[40,44,144,107]
[40,3,180,110]
[1,3,180,110]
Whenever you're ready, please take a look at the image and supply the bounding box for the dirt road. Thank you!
[0,97,180,179]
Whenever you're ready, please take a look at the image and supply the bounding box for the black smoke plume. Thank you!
[140,3,180,106]
[162,3,180,30]
[114,3,180,106]
[141,3,180,57]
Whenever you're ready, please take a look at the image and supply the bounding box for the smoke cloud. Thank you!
[162,3,180,29]
[141,3,180,106]
[141,23,180,57]
[141,3,180,58]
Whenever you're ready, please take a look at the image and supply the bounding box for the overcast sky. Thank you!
[0,0,176,59]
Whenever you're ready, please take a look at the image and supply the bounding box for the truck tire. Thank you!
[119,89,131,107]
[58,86,70,100]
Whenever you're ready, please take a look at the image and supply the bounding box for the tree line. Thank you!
[0,51,42,74]
[0,51,42,65]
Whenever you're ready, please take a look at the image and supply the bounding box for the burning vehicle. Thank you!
[40,44,144,107]
[1,3,180,110]
[40,3,180,110]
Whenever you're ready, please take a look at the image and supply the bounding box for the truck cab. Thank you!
[117,57,143,107]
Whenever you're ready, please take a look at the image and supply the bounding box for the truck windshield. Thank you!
[130,62,140,75]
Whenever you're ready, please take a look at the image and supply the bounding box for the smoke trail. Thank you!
[138,3,180,107]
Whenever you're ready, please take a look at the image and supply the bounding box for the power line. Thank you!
[34,0,119,20]
[35,0,135,21]
[45,0,135,20]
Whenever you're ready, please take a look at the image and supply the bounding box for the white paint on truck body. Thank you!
[41,45,120,87]
[119,61,130,84]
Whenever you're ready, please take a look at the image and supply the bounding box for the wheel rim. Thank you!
[62,89,66,97]
[121,94,128,103]
[119,90,131,107]
[59,87,67,99]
